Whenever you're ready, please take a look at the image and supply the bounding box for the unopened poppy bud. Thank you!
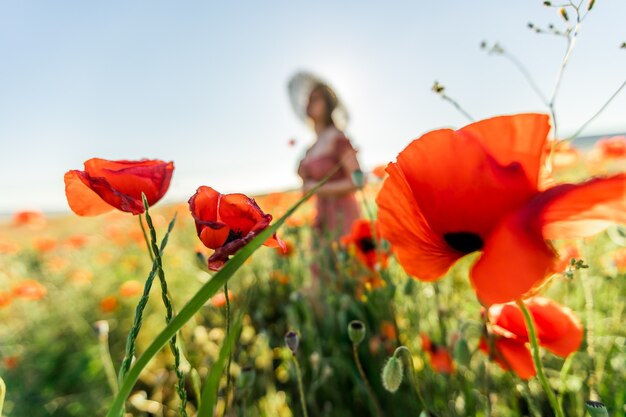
[621,42,626,49]
[543,1,551,5]
[560,7,569,21]
[348,320,366,345]
[585,401,608,417]
[284,331,299,354]
[381,356,403,393]
[453,339,471,367]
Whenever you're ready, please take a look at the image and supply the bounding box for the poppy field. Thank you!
[1,129,626,417]
[1,2,626,417]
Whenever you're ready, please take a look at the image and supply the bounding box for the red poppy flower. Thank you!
[479,297,582,379]
[64,158,174,216]
[420,334,454,374]
[376,113,626,305]
[12,280,47,301]
[189,186,286,271]
[341,219,388,270]
[595,135,626,159]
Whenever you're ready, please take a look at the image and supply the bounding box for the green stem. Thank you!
[353,344,385,417]
[516,300,565,417]
[138,214,154,262]
[292,355,310,417]
[141,196,188,417]
[394,346,431,415]
[106,163,337,417]
[224,282,233,416]
[118,214,177,384]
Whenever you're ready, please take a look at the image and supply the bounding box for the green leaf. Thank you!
[197,314,243,417]
[586,401,609,417]
[106,176,325,417]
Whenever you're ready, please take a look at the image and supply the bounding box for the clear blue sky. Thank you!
[1,1,625,213]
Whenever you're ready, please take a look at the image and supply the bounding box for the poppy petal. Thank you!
[377,162,460,280]
[395,128,536,241]
[471,208,556,305]
[540,174,626,239]
[64,170,114,216]
[459,113,550,188]
[488,298,582,355]
[84,158,174,208]
[495,338,536,380]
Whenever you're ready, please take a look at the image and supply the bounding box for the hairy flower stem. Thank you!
[394,346,432,415]
[292,354,310,417]
[516,300,565,417]
[352,344,385,417]
[141,196,188,417]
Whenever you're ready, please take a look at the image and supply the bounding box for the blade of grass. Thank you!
[197,314,243,417]
[106,165,339,417]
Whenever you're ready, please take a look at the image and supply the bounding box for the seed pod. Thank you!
[348,320,366,345]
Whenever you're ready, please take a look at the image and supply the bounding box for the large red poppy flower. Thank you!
[376,113,626,305]
[65,158,174,216]
[479,297,582,379]
[341,219,388,270]
[189,186,286,271]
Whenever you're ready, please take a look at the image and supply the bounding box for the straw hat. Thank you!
[287,71,349,130]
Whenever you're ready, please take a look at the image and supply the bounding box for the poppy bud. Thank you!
[348,320,366,345]
[560,7,569,21]
[543,1,551,5]
[585,401,608,417]
[351,169,365,189]
[284,331,299,354]
[381,356,403,393]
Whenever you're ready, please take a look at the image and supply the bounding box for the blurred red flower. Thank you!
[100,295,119,313]
[119,280,143,297]
[0,292,12,309]
[479,296,582,379]
[371,165,387,180]
[595,135,626,159]
[189,186,286,271]
[12,280,47,300]
[12,210,46,229]
[341,219,388,271]
[377,114,626,305]
[64,158,174,216]
[421,334,455,374]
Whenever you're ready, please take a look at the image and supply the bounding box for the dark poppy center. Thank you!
[357,237,376,253]
[225,229,244,244]
[443,232,484,254]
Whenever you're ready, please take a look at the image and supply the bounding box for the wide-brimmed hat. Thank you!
[287,71,349,130]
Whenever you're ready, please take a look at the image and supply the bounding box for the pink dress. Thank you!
[298,128,361,241]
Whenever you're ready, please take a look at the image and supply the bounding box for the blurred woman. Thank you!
[290,73,362,244]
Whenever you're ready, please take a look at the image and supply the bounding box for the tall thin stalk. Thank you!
[516,300,565,417]
[141,195,188,417]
